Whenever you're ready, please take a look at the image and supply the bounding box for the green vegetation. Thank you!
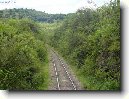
[0,8,66,23]
[39,22,63,44]
[0,18,48,90]
[50,1,120,90]
[0,0,120,90]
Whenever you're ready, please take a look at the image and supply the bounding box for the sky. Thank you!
[0,0,110,14]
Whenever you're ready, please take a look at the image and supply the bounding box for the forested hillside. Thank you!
[0,8,66,23]
[0,18,48,90]
[50,1,120,90]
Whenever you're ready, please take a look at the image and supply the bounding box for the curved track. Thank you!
[49,49,83,90]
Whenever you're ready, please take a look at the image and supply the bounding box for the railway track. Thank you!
[51,50,77,90]
[59,58,77,90]
[52,60,61,90]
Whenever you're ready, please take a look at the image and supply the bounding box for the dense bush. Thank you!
[0,19,48,90]
[51,1,120,90]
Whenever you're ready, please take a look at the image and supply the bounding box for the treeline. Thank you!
[51,1,120,90]
[0,18,48,90]
[0,8,66,23]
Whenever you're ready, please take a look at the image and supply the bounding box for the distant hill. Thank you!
[0,8,66,23]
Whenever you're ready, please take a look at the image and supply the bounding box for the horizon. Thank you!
[0,0,110,14]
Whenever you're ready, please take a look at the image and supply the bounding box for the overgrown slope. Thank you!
[0,18,48,90]
[50,1,120,90]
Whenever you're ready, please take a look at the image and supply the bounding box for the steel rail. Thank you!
[59,59,77,90]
